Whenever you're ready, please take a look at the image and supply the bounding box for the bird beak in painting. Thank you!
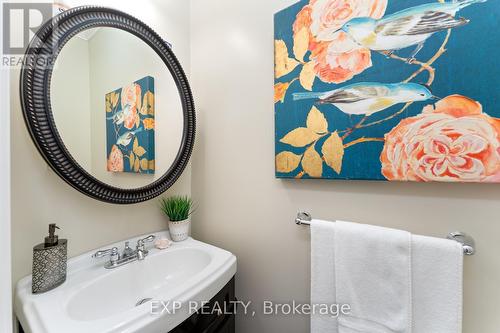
[431,95,441,100]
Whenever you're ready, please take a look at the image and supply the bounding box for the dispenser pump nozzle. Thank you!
[44,224,60,246]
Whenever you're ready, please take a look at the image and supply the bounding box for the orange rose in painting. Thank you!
[381,95,500,182]
[123,104,138,130]
[121,83,141,109]
[293,0,387,84]
[107,145,124,172]
[121,83,141,130]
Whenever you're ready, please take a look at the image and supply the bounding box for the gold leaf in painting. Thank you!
[129,152,135,170]
[133,138,139,151]
[147,92,155,115]
[275,151,302,173]
[321,132,344,174]
[134,158,140,172]
[280,127,321,148]
[105,95,112,113]
[275,40,299,79]
[274,82,290,104]
[293,27,309,63]
[302,145,323,178]
[143,118,155,130]
[148,159,155,170]
[306,106,328,134]
[140,158,148,170]
[134,146,146,157]
[141,91,155,116]
[299,61,315,91]
[111,92,119,108]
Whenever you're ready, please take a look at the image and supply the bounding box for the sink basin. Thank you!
[67,248,212,322]
[15,231,237,333]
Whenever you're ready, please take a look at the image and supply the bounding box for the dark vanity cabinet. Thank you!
[171,277,236,333]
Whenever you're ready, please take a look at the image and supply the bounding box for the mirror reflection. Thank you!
[51,27,183,189]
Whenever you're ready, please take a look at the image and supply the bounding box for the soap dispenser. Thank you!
[32,224,68,294]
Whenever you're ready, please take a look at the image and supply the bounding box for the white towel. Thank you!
[335,221,412,333]
[412,235,463,333]
[310,220,463,333]
[311,220,338,333]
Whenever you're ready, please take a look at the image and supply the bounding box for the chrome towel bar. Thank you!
[295,211,475,256]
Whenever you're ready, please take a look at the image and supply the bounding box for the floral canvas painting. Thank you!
[106,76,155,174]
[274,0,500,182]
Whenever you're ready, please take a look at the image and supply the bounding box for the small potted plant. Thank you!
[159,195,195,242]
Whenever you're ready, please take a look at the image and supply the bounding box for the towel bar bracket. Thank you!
[295,212,312,225]
[295,211,475,256]
[447,232,475,255]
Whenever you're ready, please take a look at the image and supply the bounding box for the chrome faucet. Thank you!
[122,241,135,259]
[92,247,120,267]
[92,235,156,269]
[136,235,155,260]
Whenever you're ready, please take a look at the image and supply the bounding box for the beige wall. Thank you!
[10,0,191,287]
[190,1,500,332]
[51,36,92,170]
[1,2,13,330]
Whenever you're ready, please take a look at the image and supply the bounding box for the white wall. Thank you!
[1,2,13,331]
[190,1,500,333]
[11,0,191,291]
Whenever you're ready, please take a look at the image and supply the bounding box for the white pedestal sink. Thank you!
[15,231,237,333]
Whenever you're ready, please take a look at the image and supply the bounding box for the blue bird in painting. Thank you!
[116,128,143,147]
[331,0,487,62]
[293,82,436,115]
[106,105,129,125]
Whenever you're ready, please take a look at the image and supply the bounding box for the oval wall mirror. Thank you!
[20,7,195,204]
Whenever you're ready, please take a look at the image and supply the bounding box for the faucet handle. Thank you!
[92,247,120,264]
[136,235,156,249]
[141,235,156,243]
[136,235,156,260]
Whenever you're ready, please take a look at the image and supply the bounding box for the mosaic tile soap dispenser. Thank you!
[32,224,67,294]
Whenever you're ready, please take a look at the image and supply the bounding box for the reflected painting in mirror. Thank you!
[106,76,156,174]
[51,27,184,189]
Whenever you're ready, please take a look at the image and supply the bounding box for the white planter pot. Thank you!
[168,218,190,242]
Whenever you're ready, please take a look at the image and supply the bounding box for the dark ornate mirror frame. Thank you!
[20,6,195,204]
